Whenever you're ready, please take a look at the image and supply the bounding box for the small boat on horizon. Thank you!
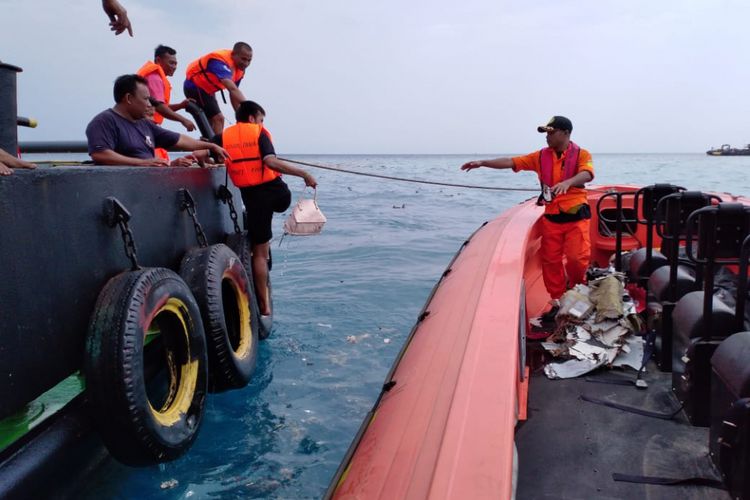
[706,144,750,156]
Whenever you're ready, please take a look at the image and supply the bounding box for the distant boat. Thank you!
[706,143,750,156]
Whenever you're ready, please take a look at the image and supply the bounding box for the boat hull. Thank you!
[0,166,239,419]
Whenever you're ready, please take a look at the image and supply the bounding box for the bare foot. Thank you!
[0,162,12,176]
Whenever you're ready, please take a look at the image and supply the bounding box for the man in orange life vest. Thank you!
[137,45,196,133]
[214,101,317,321]
[137,45,196,162]
[184,42,253,136]
[460,116,594,315]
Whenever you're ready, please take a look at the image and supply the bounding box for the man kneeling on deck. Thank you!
[214,101,317,323]
[86,74,227,167]
[460,116,595,318]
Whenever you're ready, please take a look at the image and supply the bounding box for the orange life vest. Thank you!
[223,123,279,187]
[185,49,244,95]
[155,147,170,162]
[136,61,171,125]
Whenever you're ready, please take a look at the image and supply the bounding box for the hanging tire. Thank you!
[226,232,273,339]
[84,268,208,466]
[180,244,259,392]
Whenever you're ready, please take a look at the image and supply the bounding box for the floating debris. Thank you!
[160,479,178,490]
[346,333,371,344]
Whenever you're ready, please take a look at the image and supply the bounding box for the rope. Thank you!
[277,157,539,192]
[30,156,611,196]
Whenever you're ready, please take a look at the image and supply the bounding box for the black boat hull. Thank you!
[0,165,240,420]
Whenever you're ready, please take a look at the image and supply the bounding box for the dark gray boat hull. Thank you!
[0,165,241,419]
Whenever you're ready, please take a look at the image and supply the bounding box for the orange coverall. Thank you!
[512,148,594,299]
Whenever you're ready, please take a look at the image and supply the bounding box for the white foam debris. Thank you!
[160,479,178,490]
[317,323,332,328]
[384,338,391,344]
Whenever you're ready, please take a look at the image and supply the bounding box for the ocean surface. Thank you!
[30,152,747,499]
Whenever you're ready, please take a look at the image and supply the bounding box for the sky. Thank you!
[2,0,750,154]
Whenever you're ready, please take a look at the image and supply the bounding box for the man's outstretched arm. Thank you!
[460,158,515,171]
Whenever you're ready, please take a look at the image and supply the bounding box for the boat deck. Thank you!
[516,345,728,500]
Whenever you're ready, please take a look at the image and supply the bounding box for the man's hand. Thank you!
[138,157,169,167]
[0,156,35,176]
[551,179,573,195]
[209,144,230,163]
[170,155,197,167]
[180,117,196,132]
[460,160,483,171]
[102,0,133,36]
[303,172,318,188]
[174,99,190,111]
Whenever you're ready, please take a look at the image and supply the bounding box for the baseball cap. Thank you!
[537,116,573,133]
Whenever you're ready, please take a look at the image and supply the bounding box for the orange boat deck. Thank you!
[328,185,744,499]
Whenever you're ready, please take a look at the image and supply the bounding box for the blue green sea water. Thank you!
[30,152,747,499]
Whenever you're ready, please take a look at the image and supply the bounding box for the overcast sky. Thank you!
[3,0,749,153]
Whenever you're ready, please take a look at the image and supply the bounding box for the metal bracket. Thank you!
[103,196,131,228]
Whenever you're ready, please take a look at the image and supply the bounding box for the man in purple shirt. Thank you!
[86,74,228,167]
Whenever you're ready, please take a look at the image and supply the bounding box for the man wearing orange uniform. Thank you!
[461,116,594,314]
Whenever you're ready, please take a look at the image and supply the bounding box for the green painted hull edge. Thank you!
[0,374,85,453]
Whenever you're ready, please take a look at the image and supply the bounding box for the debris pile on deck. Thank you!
[535,272,645,379]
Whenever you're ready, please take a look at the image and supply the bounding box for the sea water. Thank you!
[62,153,750,499]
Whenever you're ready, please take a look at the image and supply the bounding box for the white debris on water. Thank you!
[160,479,178,490]
[384,338,391,344]
[346,333,370,344]
[317,323,332,328]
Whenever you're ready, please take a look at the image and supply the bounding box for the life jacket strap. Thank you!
[232,156,261,163]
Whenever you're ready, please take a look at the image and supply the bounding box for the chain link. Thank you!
[226,195,242,234]
[117,219,139,270]
[180,189,209,248]
[217,185,242,234]
[186,203,208,248]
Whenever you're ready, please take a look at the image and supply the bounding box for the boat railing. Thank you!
[595,190,639,271]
